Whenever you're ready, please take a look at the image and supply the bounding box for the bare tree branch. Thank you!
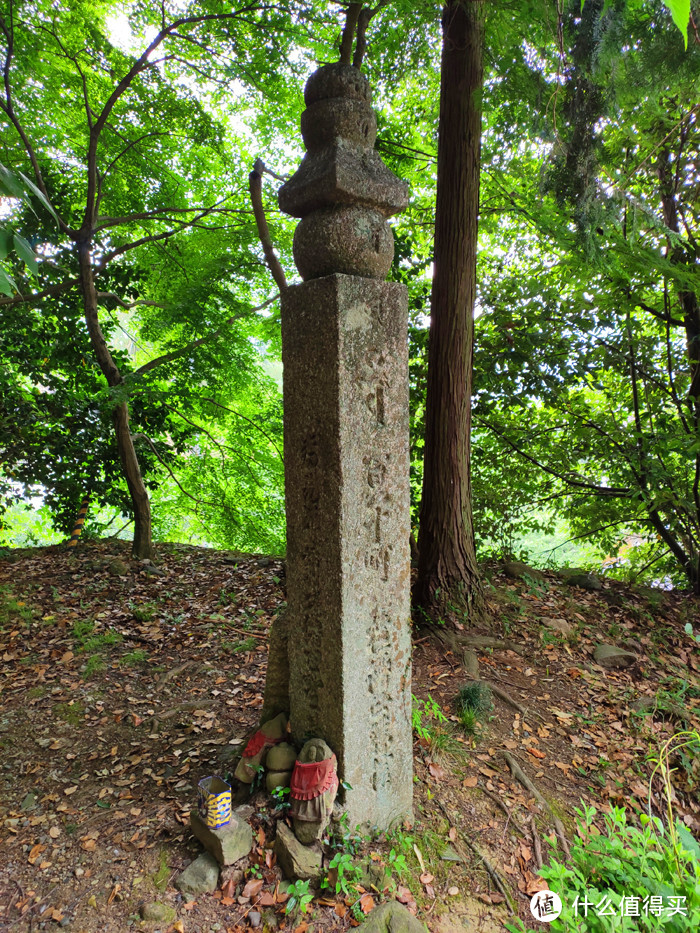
[475,416,632,497]
[95,204,249,233]
[0,279,79,307]
[353,1,391,69]
[249,159,288,292]
[339,3,362,64]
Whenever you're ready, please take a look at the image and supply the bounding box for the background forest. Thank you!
[1,0,699,591]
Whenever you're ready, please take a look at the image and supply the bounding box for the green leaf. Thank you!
[0,229,12,260]
[13,233,39,276]
[663,0,691,47]
[0,264,18,296]
[0,163,25,199]
[18,171,60,225]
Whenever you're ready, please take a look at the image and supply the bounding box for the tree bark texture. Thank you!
[77,241,155,560]
[657,147,700,593]
[415,0,485,616]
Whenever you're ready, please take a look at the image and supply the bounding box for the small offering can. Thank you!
[197,775,231,829]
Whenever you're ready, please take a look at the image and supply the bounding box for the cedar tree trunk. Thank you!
[658,148,700,593]
[415,0,485,617]
[77,240,155,560]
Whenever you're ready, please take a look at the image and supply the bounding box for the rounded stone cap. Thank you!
[304,63,371,106]
[293,205,394,281]
[301,98,377,150]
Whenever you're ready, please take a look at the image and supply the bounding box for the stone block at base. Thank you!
[190,810,253,866]
[175,852,220,896]
[274,821,322,881]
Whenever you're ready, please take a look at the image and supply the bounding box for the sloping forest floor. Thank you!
[0,541,699,933]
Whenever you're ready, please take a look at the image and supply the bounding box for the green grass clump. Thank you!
[456,681,493,715]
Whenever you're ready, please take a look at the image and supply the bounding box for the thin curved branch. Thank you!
[249,159,288,293]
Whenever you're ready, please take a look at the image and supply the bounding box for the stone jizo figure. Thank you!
[290,738,339,845]
[234,712,287,784]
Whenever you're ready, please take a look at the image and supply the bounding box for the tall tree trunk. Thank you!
[414,0,485,617]
[77,240,155,560]
[657,147,700,593]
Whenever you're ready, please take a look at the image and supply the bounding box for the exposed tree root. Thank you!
[500,751,571,860]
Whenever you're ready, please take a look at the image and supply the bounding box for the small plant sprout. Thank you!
[285,879,313,915]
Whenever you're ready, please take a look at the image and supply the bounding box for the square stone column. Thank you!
[282,273,412,829]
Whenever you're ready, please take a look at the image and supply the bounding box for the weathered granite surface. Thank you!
[279,63,408,280]
[189,810,252,866]
[272,61,413,831]
[282,275,412,829]
[274,821,322,881]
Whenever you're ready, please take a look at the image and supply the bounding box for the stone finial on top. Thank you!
[278,63,408,281]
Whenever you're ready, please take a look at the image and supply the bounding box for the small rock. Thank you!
[220,866,244,887]
[190,811,253,867]
[266,742,297,772]
[361,901,428,933]
[144,564,167,576]
[541,617,573,636]
[274,821,322,881]
[234,804,255,821]
[567,572,602,591]
[623,637,643,652]
[503,561,544,583]
[266,770,292,794]
[108,558,129,576]
[140,902,176,924]
[593,644,638,669]
[256,558,271,567]
[249,911,261,928]
[463,648,479,679]
[20,792,38,811]
[175,852,220,896]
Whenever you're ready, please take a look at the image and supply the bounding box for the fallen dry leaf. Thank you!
[462,775,478,787]
[428,761,446,781]
[221,878,236,900]
[242,878,263,899]
[360,894,375,914]
[28,844,46,865]
[447,886,459,897]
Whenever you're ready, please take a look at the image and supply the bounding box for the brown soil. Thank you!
[0,541,698,933]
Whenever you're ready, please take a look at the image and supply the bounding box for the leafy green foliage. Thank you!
[506,803,700,932]
[284,878,313,915]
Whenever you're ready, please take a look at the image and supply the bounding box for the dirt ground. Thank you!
[0,541,698,933]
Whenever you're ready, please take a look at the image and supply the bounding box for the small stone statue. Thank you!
[234,712,287,784]
[265,741,297,794]
[290,738,339,845]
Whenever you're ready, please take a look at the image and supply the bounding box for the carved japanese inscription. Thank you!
[275,62,413,830]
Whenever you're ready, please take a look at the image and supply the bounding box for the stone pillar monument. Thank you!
[277,63,413,830]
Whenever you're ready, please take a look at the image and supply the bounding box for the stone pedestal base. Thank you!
[282,273,413,830]
[190,810,253,866]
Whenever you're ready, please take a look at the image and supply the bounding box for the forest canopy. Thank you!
[1,0,698,590]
